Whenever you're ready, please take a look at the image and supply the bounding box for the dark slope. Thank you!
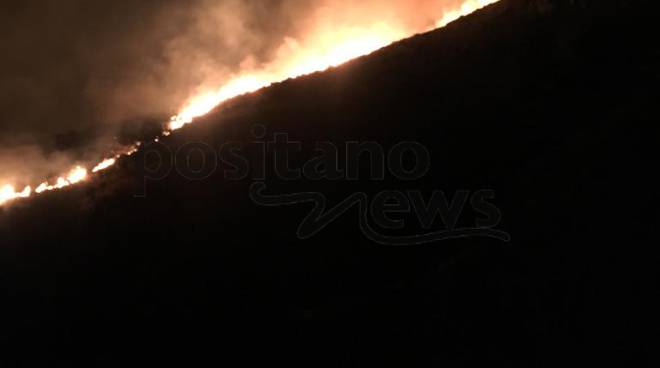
[1,0,658,365]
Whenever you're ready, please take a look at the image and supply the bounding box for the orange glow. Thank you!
[436,0,499,27]
[34,166,88,194]
[1,0,501,207]
[92,158,117,173]
[169,22,407,131]
[0,185,32,206]
[169,1,499,132]
[276,23,406,79]
[170,76,268,130]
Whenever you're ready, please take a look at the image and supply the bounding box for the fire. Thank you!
[67,166,88,184]
[1,0,500,207]
[169,22,407,132]
[92,158,117,173]
[170,76,268,130]
[436,0,499,27]
[0,185,32,206]
[275,23,406,79]
[34,166,88,194]
[169,0,498,132]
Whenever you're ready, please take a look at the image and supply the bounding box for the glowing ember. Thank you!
[0,0,501,207]
[92,158,117,173]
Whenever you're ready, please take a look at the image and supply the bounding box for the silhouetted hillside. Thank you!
[1,0,658,366]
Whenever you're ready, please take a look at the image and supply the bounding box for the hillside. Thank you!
[1,0,658,366]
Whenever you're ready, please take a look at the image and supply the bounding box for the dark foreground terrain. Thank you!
[1,0,658,366]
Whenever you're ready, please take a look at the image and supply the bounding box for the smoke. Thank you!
[0,145,75,187]
[0,0,468,187]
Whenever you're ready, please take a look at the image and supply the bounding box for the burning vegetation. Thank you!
[0,0,499,207]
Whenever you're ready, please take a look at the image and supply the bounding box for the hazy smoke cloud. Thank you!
[0,0,465,186]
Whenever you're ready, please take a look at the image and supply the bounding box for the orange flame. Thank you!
[436,0,499,27]
[34,166,88,194]
[0,0,500,207]
[92,158,117,173]
[169,22,407,131]
[0,185,32,206]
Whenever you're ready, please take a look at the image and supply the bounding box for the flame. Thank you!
[275,23,406,79]
[170,76,268,130]
[34,166,88,194]
[436,0,499,27]
[0,0,500,207]
[168,0,498,132]
[0,185,32,206]
[67,166,88,184]
[169,22,407,131]
[92,158,117,173]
